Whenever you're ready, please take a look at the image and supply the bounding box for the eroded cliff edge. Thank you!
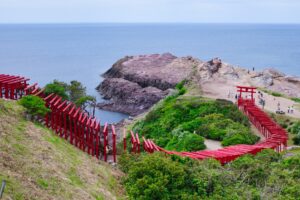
[97,53,300,116]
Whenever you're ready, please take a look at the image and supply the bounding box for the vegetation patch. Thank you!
[119,150,300,200]
[132,90,258,151]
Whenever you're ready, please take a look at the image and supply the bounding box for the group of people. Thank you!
[277,101,294,115]
[288,106,295,114]
[258,91,266,109]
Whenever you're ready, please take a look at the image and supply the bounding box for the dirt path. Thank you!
[204,139,222,150]
[201,79,300,120]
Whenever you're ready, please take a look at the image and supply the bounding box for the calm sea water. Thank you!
[0,23,299,122]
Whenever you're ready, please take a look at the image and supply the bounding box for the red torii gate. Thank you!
[237,86,256,101]
[0,75,29,99]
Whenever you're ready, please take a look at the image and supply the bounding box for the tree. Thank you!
[19,95,50,118]
[68,80,87,102]
[75,95,96,117]
[44,82,68,100]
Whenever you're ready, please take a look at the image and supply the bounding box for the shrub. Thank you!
[293,133,300,145]
[44,82,68,100]
[19,95,50,117]
[291,97,300,103]
[271,92,283,97]
[291,122,300,135]
[123,153,189,200]
[165,131,206,151]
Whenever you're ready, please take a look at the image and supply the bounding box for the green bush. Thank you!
[291,97,300,103]
[19,95,50,117]
[293,134,300,145]
[291,121,300,135]
[123,153,189,200]
[165,131,206,151]
[271,92,283,97]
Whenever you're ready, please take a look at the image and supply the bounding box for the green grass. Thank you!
[67,167,83,186]
[0,99,124,200]
[36,178,49,189]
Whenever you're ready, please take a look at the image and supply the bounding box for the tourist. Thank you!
[288,107,290,113]
[291,106,294,114]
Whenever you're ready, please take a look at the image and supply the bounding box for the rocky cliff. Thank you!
[96,53,199,115]
[97,53,300,116]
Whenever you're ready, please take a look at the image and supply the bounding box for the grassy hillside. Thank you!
[0,99,125,200]
[132,94,259,151]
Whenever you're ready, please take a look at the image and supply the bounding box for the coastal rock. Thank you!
[97,78,168,115]
[250,72,274,87]
[97,53,200,115]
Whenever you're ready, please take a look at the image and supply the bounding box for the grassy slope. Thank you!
[0,99,125,200]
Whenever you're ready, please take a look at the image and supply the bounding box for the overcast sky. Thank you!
[1,0,300,23]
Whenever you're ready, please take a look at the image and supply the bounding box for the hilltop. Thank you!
[0,99,125,200]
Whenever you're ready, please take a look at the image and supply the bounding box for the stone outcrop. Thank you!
[97,53,198,115]
[97,78,168,115]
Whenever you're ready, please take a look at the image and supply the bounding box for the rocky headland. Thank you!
[97,53,300,116]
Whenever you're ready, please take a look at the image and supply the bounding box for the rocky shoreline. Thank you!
[97,53,300,116]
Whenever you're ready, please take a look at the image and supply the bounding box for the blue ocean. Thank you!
[0,23,299,122]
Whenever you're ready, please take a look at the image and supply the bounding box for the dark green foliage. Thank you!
[68,80,87,102]
[291,97,300,103]
[75,95,96,108]
[293,133,300,145]
[271,92,283,97]
[133,96,257,151]
[44,80,96,116]
[44,81,68,100]
[120,150,300,200]
[19,95,50,117]
[291,121,300,135]
[175,80,187,95]
[165,131,206,151]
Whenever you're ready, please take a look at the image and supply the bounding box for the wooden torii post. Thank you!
[236,86,257,106]
[103,122,108,162]
[94,120,101,159]
[111,125,117,163]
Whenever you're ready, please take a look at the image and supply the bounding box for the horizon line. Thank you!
[0,22,300,25]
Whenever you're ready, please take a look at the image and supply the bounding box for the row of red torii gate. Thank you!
[0,74,288,164]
